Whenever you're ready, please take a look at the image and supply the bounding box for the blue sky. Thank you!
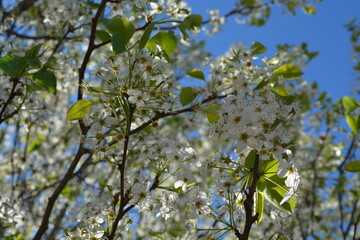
[188,0,360,100]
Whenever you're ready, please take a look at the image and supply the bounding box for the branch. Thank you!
[337,137,357,240]
[0,78,20,124]
[108,103,134,240]
[32,145,86,240]
[128,94,226,136]
[234,153,260,240]
[77,0,109,135]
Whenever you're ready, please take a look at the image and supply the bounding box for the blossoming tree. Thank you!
[0,0,359,239]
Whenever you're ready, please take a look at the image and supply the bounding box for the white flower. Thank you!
[277,159,300,188]
[156,192,177,220]
[128,89,150,107]
[174,171,195,192]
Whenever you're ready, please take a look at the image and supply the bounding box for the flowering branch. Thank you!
[33,144,87,240]
[234,153,260,240]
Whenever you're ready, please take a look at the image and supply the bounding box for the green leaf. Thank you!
[26,57,41,69]
[26,44,42,58]
[261,159,278,178]
[25,44,42,69]
[256,192,264,224]
[275,64,303,79]
[186,69,205,80]
[204,103,221,124]
[346,115,358,134]
[105,17,135,43]
[250,17,265,26]
[31,68,57,94]
[67,100,92,121]
[245,149,256,169]
[273,84,288,96]
[179,87,198,106]
[254,78,270,91]
[179,14,202,34]
[139,23,154,49]
[251,41,267,55]
[344,160,360,172]
[0,55,28,78]
[146,32,177,55]
[96,30,111,42]
[318,92,326,103]
[304,4,316,14]
[264,186,296,213]
[343,96,359,115]
[112,33,127,54]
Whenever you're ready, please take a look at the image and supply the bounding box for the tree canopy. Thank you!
[0,0,359,239]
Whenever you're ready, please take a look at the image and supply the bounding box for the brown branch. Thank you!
[309,127,330,237]
[129,94,226,136]
[108,102,134,240]
[235,153,260,240]
[159,0,275,31]
[32,145,86,240]
[0,78,19,124]
[337,137,357,240]
[4,28,75,40]
[78,0,109,101]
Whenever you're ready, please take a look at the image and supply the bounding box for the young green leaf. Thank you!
[343,96,359,115]
[67,100,92,121]
[31,68,57,94]
[344,160,360,172]
[0,55,28,78]
[251,41,267,55]
[139,23,154,50]
[26,44,43,58]
[186,69,205,80]
[180,14,202,32]
[112,33,127,54]
[146,32,177,55]
[346,115,358,134]
[245,150,257,169]
[204,103,221,123]
[96,30,111,42]
[275,64,303,79]
[105,17,135,43]
[303,4,316,14]
[180,87,198,106]
[256,192,264,224]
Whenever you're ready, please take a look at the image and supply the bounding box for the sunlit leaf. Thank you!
[186,69,205,80]
[180,87,198,106]
[275,64,303,79]
[67,100,92,121]
[344,160,360,172]
[146,32,177,55]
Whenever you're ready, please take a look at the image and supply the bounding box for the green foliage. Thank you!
[204,103,221,123]
[146,31,178,55]
[67,100,93,121]
[96,30,111,42]
[274,64,303,79]
[256,191,264,223]
[303,4,316,14]
[31,67,57,94]
[251,41,267,55]
[139,23,155,50]
[179,87,198,106]
[344,160,360,172]
[0,55,28,78]
[179,14,202,40]
[112,33,127,54]
[342,96,359,115]
[105,16,135,43]
[186,69,205,80]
